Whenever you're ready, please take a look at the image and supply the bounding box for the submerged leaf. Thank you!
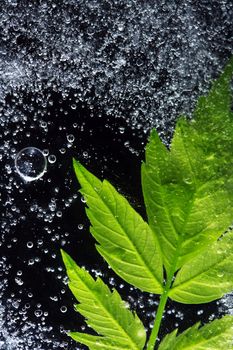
[69,332,130,349]
[142,58,233,276]
[158,315,233,349]
[62,59,233,350]
[73,160,163,294]
[169,230,233,303]
[61,250,146,350]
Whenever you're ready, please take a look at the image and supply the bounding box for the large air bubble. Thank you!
[15,147,47,182]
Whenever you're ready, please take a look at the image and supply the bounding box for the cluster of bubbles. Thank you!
[0,0,233,349]
[0,259,70,349]
[0,0,232,129]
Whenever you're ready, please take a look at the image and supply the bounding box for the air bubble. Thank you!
[27,241,34,249]
[48,154,56,164]
[83,151,88,158]
[15,147,47,182]
[59,148,66,154]
[43,149,49,156]
[15,277,24,286]
[34,309,43,317]
[60,306,67,313]
[67,134,75,142]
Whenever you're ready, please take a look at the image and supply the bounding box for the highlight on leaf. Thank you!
[141,57,233,275]
[61,250,146,350]
[61,58,233,350]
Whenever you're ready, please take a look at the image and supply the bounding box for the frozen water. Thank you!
[15,147,47,182]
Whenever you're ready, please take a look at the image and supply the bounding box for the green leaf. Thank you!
[157,330,178,350]
[69,332,130,349]
[158,316,233,350]
[73,160,163,294]
[61,250,146,350]
[141,58,233,275]
[169,230,233,303]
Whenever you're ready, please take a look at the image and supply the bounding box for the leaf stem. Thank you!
[146,289,169,350]
[146,268,176,350]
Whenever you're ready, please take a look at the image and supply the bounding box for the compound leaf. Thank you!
[73,160,163,294]
[61,250,146,350]
[142,58,233,275]
[158,316,233,350]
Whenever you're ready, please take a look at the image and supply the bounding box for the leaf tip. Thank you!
[150,128,158,139]
[60,248,67,261]
[73,158,82,172]
[61,250,75,270]
[73,159,88,186]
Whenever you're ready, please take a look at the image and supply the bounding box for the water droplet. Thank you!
[217,271,224,278]
[15,147,47,182]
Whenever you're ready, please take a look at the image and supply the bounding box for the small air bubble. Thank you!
[48,154,56,164]
[34,309,43,317]
[27,241,34,249]
[67,134,75,142]
[217,271,224,278]
[43,149,49,156]
[60,306,67,313]
[59,148,66,154]
[15,277,24,286]
[81,196,86,203]
[117,22,125,31]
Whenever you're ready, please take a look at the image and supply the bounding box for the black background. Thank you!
[0,1,233,349]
